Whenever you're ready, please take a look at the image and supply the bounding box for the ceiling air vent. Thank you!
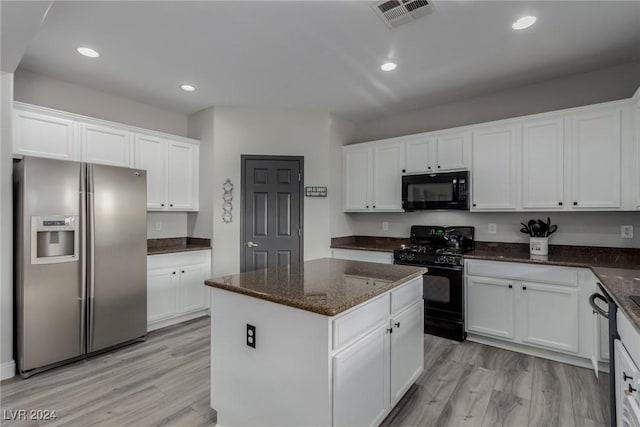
[372,0,434,29]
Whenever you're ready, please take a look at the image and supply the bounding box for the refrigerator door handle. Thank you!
[79,165,87,354]
[87,165,96,352]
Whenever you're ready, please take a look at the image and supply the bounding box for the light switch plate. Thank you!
[621,225,633,238]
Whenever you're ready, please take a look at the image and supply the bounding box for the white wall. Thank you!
[346,211,640,248]
[355,60,640,142]
[0,72,15,379]
[198,106,353,277]
[14,68,189,137]
[187,107,215,239]
[146,212,188,239]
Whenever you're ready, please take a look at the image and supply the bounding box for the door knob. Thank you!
[246,241,259,248]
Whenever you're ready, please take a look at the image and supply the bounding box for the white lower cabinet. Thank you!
[147,250,211,331]
[333,324,390,427]
[333,278,424,427]
[466,260,590,364]
[466,276,515,339]
[520,281,578,353]
[390,300,424,405]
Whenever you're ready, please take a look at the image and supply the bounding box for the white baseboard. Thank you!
[1,359,16,380]
[147,309,209,332]
[467,333,610,374]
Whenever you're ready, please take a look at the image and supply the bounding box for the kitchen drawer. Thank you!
[618,310,640,367]
[333,294,390,350]
[391,277,422,314]
[466,260,577,286]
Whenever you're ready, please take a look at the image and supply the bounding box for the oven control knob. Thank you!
[407,254,415,261]
[448,256,456,265]
[399,253,406,260]
[437,256,445,264]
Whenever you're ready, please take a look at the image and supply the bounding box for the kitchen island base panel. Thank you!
[210,275,424,427]
[211,288,331,427]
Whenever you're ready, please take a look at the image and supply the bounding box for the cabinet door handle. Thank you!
[181,270,185,274]
[428,166,431,170]
[373,205,376,209]
[624,372,633,381]
[387,328,393,334]
[402,169,406,173]
[573,202,578,206]
[522,286,527,291]
[472,203,477,207]
[161,203,165,207]
[394,322,400,328]
[437,165,441,169]
[366,205,369,209]
[172,271,176,275]
[170,204,174,207]
[629,384,637,393]
[558,202,563,206]
[508,284,513,289]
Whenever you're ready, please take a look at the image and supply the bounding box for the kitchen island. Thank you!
[205,258,426,427]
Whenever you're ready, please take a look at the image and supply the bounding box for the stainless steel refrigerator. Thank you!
[14,156,147,378]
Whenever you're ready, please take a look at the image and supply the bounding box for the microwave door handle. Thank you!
[452,178,458,201]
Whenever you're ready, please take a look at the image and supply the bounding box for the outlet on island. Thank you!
[246,324,256,348]
[488,223,497,234]
[621,225,634,239]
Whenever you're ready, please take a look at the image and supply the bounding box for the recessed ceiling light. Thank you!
[180,84,196,92]
[76,47,100,58]
[512,16,537,30]
[381,62,397,72]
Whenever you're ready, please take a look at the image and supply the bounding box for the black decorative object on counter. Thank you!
[520,217,557,238]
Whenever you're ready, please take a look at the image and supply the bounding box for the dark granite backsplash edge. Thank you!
[147,237,211,250]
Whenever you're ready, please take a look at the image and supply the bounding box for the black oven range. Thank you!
[393,225,475,341]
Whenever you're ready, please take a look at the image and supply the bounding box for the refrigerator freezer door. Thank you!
[87,164,147,352]
[15,157,84,373]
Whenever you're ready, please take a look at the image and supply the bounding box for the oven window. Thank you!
[424,275,450,303]
[407,182,453,202]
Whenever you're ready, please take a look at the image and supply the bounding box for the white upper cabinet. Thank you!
[402,131,469,174]
[372,141,404,211]
[80,123,132,167]
[343,144,371,211]
[434,131,470,171]
[403,136,433,174]
[343,141,403,212]
[570,109,622,209]
[134,134,168,210]
[13,108,77,160]
[471,125,518,210]
[168,141,199,211]
[13,103,200,212]
[521,118,565,210]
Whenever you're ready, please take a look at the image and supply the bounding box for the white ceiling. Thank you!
[13,1,640,122]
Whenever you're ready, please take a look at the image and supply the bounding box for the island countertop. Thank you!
[204,257,426,316]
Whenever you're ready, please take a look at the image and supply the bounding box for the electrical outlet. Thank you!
[382,221,389,231]
[155,221,162,231]
[246,324,256,348]
[488,223,497,234]
[621,225,634,239]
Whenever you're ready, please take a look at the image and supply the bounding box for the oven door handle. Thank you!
[428,265,463,272]
[589,293,609,319]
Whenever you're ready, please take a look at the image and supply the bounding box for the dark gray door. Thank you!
[241,156,303,272]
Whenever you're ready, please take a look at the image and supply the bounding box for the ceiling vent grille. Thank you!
[372,0,434,28]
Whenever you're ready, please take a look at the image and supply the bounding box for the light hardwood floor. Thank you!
[1,317,609,427]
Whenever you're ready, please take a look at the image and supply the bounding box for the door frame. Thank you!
[240,155,304,272]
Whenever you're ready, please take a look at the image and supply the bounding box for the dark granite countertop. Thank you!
[330,236,409,253]
[147,237,211,255]
[329,237,640,332]
[591,267,640,335]
[204,258,426,316]
[465,242,640,269]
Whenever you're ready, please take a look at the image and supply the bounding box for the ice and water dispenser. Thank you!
[30,215,79,264]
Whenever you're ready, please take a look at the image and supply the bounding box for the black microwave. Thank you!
[402,171,469,211]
